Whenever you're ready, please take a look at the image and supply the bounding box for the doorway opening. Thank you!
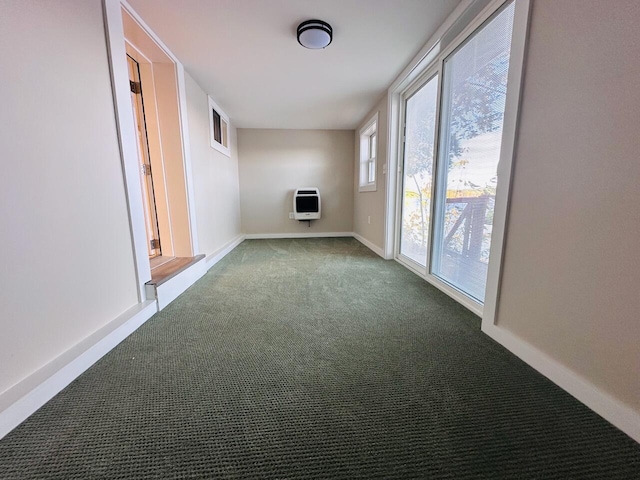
[122,6,197,262]
[116,3,206,306]
[104,0,207,308]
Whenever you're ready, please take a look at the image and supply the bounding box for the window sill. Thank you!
[210,141,230,157]
[359,184,377,193]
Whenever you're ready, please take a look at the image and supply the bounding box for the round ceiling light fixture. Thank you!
[297,20,333,49]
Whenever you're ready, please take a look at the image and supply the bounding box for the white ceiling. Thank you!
[126,0,462,129]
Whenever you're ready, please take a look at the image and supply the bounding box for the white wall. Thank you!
[237,129,354,235]
[184,73,242,257]
[495,0,640,413]
[353,95,388,251]
[0,0,138,398]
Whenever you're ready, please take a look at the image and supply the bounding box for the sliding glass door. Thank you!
[431,3,515,302]
[399,74,439,267]
[396,1,517,305]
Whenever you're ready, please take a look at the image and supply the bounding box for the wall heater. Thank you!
[293,188,321,220]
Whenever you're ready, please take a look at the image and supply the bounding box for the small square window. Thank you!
[208,96,230,156]
[359,112,378,192]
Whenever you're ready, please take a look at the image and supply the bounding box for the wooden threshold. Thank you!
[148,254,205,287]
[149,255,175,270]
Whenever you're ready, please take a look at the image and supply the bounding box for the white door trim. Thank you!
[103,0,201,300]
[481,0,531,330]
[103,0,151,301]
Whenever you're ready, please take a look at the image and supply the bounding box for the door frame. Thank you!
[394,67,441,279]
[103,0,200,301]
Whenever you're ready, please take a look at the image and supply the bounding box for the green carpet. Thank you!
[1,238,639,478]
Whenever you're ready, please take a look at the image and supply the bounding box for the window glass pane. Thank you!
[212,109,221,143]
[370,133,377,159]
[431,2,515,301]
[368,133,377,183]
[399,74,439,266]
[221,119,228,147]
[359,136,368,186]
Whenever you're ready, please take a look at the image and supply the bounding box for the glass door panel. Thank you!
[399,74,439,267]
[431,2,516,301]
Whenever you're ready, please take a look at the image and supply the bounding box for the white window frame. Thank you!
[208,96,231,157]
[359,112,378,192]
[394,68,442,278]
[386,0,531,320]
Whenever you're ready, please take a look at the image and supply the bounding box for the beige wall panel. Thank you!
[353,95,388,250]
[238,129,354,235]
[497,0,640,411]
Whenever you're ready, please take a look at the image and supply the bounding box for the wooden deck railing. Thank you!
[443,195,490,262]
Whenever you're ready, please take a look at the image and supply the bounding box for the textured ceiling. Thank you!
[126,0,462,129]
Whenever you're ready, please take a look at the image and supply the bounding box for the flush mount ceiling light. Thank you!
[297,20,333,49]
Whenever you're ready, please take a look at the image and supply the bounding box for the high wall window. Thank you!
[208,96,230,156]
[395,0,524,309]
[359,113,378,192]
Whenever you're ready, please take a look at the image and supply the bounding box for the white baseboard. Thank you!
[154,258,207,310]
[352,233,385,258]
[0,235,247,440]
[0,301,157,440]
[482,322,640,444]
[205,235,245,270]
[244,232,353,239]
[244,232,387,260]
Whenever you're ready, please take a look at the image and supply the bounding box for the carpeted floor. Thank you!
[1,238,639,479]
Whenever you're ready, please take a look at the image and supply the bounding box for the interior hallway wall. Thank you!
[496,0,640,413]
[184,73,242,258]
[237,129,354,235]
[0,0,139,399]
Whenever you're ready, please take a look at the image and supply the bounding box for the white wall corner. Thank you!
[205,235,245,271]
[353,233,385,259]
[0,301,157,440]
[482,322,640,444]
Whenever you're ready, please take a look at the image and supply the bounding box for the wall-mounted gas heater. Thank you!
[293,188,321,221]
